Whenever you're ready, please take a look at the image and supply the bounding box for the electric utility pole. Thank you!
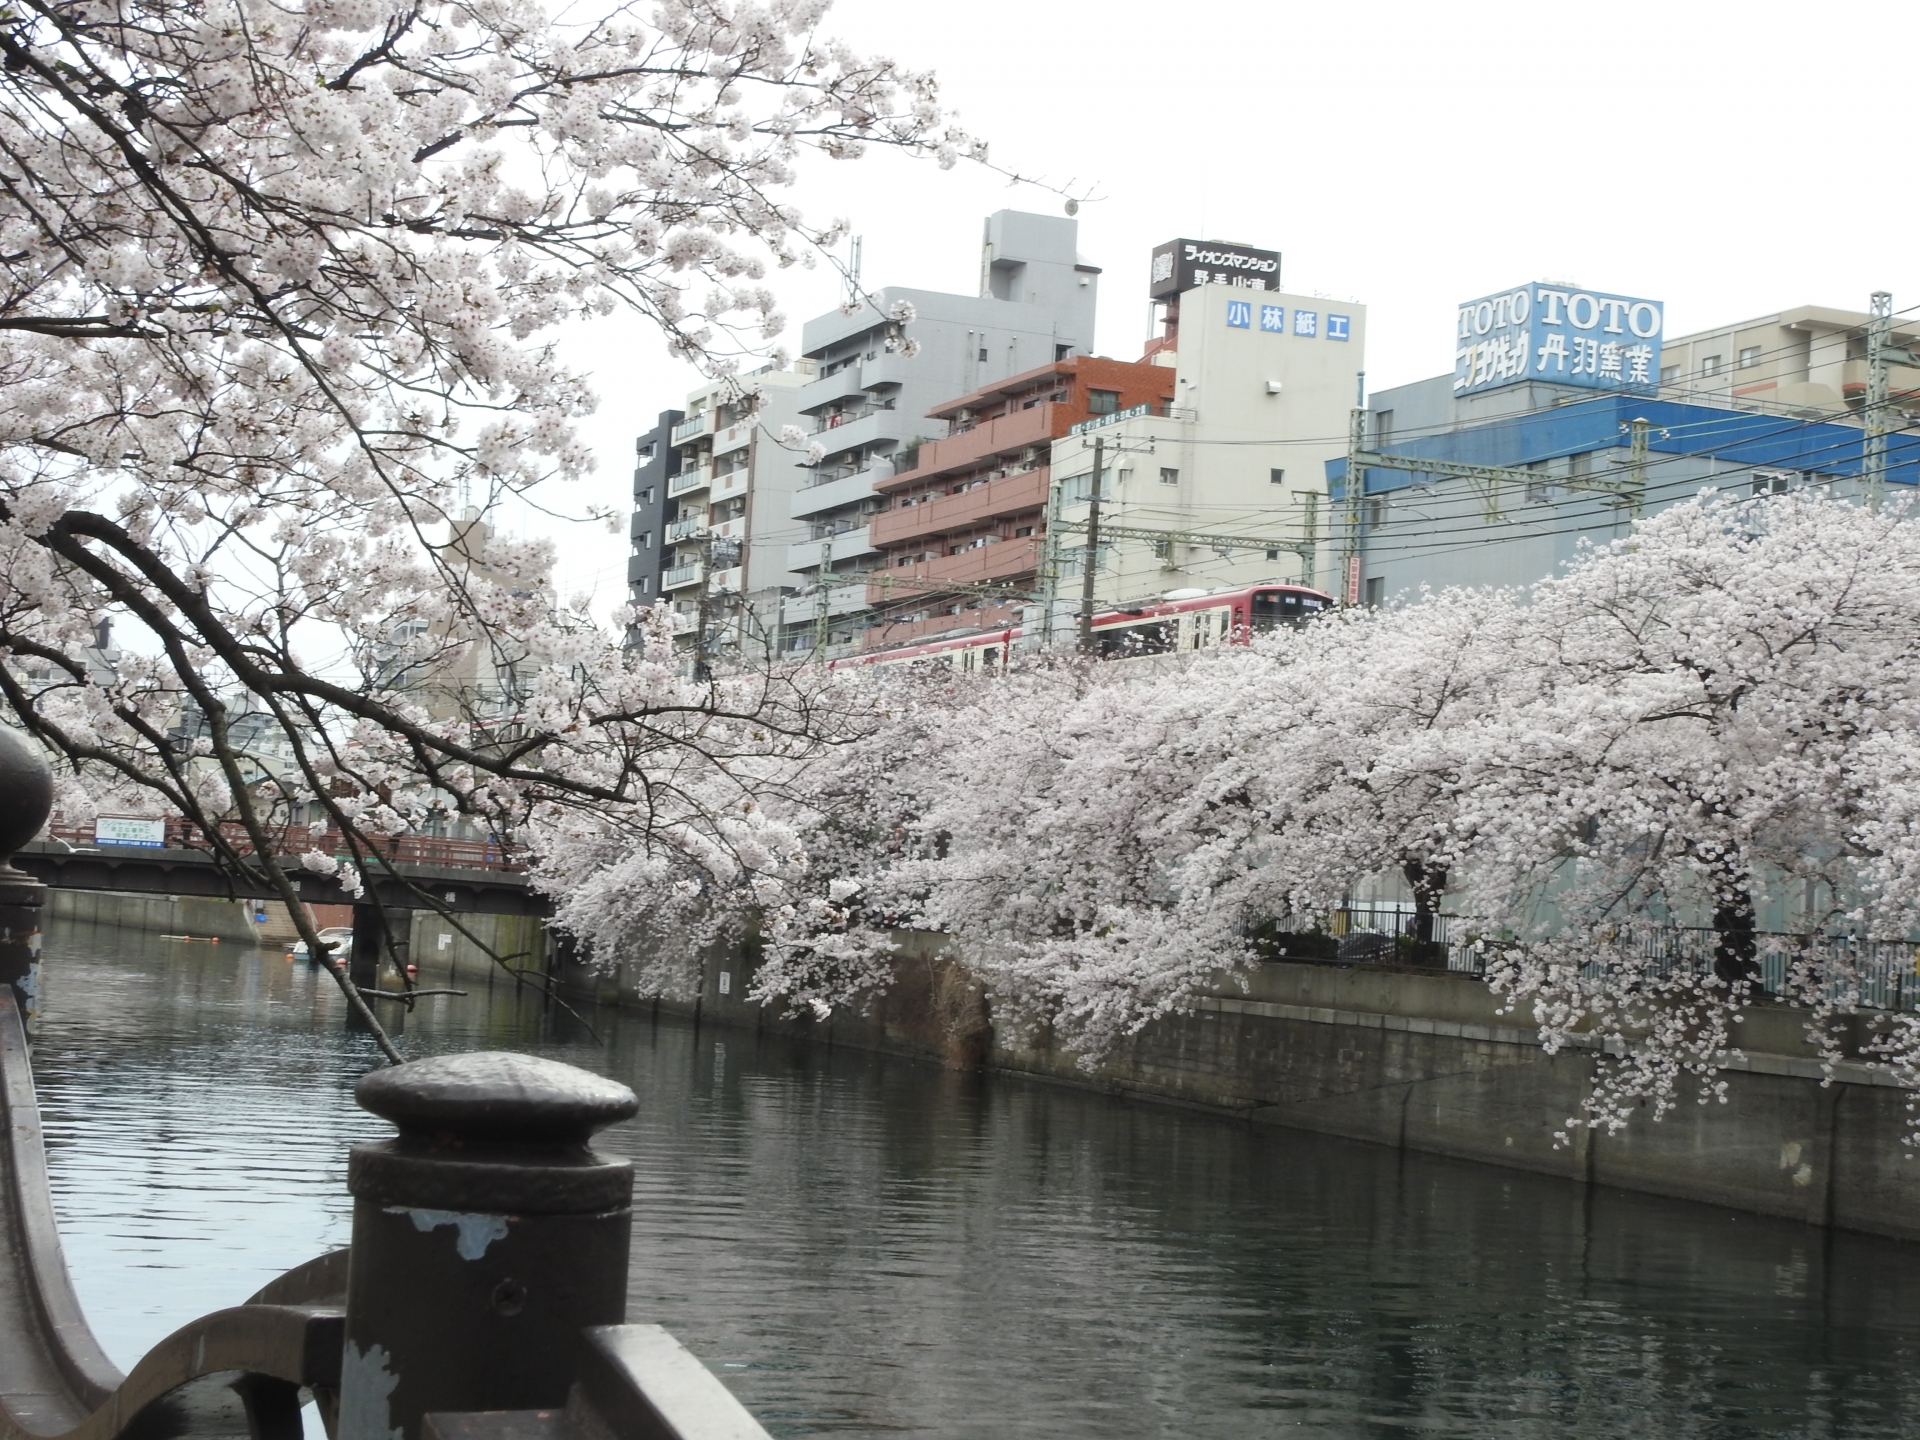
[1866,291,1894,509]
[1077,437,1105,652]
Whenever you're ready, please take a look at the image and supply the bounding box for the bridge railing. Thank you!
[44,819,525,872]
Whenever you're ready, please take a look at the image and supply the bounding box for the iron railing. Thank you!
[44,819,522,871]
[1265,904,1920,1012]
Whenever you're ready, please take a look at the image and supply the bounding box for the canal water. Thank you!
[28,922,1920,1439]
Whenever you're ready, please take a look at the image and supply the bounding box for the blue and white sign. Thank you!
[1455,284,1662,396]
[1327,314,1351,341]
[94,816,165,848]
[1226,299,1252,328]
[1260,304,1286,333]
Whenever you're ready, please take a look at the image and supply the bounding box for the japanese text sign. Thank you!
[1150,239,1280,299]
[1454,285,1662,396]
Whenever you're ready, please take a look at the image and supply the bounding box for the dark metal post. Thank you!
[339,1051,639,1440]
[0,729,53,1035]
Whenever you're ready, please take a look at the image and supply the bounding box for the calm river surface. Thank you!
[29,920,1920,1438]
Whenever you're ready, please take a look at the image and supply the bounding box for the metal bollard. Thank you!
[340,1051,641,1440]
[0,728,52,1032]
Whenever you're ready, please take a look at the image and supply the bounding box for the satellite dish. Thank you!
[1064,199,1079,217]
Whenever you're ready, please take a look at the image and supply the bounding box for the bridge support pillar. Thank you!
[0,730,53,1036]
[340,1052,638,1440]
[349,903,407,1031]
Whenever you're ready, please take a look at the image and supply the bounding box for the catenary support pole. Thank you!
[1865,291,1894,510]
[1077,436,1105,652]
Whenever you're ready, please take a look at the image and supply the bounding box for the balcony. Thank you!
[796,364,870,414]
[871,468,1048,549]
[792,464,889,520]
[884,406,1060,491]
[713,420,753,457]
[812,401,896,436]
[861,605,1022,651]
[786,526,876,573]
[712,466,749,502]
[665,515,705,542]
[870,536,1043,602]
[780,585,871,627]
[662,562,704,591]
[811,407,906,463]
[670,412,713,445]
[667,466,710,498]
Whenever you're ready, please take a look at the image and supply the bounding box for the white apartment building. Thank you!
[779,210,1100,656]
[1042,282,1367,615]
[658,360,814,667]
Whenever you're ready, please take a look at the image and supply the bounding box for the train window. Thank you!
[1096,621,1176,658]
[1250,590,1326,630]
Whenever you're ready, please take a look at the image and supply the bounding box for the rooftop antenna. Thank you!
[844,235,863,307]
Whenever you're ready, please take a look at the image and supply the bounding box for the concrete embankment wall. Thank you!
[45,889,301,943]
[556,938,1920,1245]
[43,890,548,973]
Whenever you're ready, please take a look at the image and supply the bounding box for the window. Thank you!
[1701,355,1722,377]
[1569,452,1592,480]
[1055,344,1070,361]
[1751,471,1792,496]
[638,443,656,461]
[1739,346,1762,369]
[1014,525,1034,537]
[1660,365,1678,385]
[1265,548,1280,561]
[1088,389,1121,415]
[977,347,988,362]
[1364,499,1385,529]
[1364,576,1385,608]
[1159,467,1180,486]
[638,486,655,505]
[1269,467,1286,485]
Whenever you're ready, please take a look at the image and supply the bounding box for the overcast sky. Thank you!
[540,0,1920,613]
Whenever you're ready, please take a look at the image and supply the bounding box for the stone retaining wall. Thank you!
[556,939,1920,1244]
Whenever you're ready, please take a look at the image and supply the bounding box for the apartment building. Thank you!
[626,409,683,612]
[1039,279,1367,614]
[657,360,813,666]
[858,356,1175,651]
[780,210,1101,655]
[1653,304,1920,415]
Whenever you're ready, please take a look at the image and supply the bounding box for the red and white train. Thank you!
[835,582,1333,673]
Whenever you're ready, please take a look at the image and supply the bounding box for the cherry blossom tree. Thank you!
[752,494,1920,1134]
[1457,491,1920,1134]
[0,0,979,1056]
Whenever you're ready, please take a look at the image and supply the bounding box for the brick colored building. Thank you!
[861,356,1176,650]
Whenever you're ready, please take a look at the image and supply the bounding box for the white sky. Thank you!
[538,0,1920,617]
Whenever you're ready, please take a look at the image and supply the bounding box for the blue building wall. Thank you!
[1326,393,1920,601]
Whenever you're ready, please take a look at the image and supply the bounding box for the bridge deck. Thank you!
[16,844,545,918]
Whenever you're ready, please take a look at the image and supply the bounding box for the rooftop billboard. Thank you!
[1455,284,1663,396]
[1150,239,1280,300]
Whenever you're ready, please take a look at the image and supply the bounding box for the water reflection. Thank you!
[32,920,1920,1438]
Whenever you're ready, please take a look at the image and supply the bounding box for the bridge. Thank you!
[16,821,545,918]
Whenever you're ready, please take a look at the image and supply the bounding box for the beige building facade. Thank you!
[1044,282,1367,611]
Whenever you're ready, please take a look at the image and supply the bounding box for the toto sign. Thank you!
[1150,239,1280,299]
[1454,283,1663,396]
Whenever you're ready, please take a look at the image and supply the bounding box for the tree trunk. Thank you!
[1401,860,1449,945]
[1709,865,1760,991]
